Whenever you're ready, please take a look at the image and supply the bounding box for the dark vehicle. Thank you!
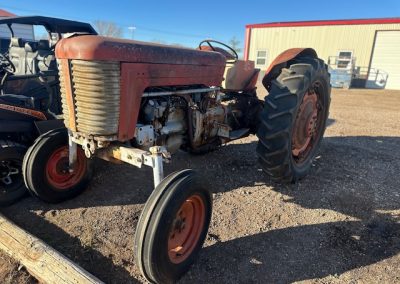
[0,16,96,206]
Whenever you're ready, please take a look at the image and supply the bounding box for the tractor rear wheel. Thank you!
[135,169,212,284]
[23,128,93,203]
[256,56,331,182]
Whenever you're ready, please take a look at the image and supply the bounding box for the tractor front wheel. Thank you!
[256,56,331,182]
[23,128,93,203]
[135,169,212,284]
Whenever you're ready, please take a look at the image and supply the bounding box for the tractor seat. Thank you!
[222,60,260,91]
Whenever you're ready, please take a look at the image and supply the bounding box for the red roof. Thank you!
[246,18,400,29]
[0,9,16,17]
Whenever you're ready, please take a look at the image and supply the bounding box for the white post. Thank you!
[149,146,165,188]
[68,135,77,173]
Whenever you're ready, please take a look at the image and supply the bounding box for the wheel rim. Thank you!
[0,159,23,193]
[292,83,324,164]
[168,194,205,264]
[45,146,86,190]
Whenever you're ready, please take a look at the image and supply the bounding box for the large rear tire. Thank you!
[256,56,331,182]
[135,170,212,284]
[23,128,93,203]
[0,141,27,206]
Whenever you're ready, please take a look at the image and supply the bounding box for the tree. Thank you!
[229,36,242,55]
[93,20,123,38]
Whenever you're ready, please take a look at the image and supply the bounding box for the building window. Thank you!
[337,50,353,69]
[256,50,268,66]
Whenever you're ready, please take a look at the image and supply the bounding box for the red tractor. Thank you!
[23,35,330,283]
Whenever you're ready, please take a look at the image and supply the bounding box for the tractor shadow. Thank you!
[182,135,400,283]
[1,135,399,283]
[0,211,141,284]
[185,219,400,283]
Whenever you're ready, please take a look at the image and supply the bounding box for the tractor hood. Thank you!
[55,35,226,66]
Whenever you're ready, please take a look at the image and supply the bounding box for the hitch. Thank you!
[96,144,171,188]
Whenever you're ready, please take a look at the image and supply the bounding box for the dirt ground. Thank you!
[1,88,400,283]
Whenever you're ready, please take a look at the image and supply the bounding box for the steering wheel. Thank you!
[198,39,238,61]
[0,53,15,73]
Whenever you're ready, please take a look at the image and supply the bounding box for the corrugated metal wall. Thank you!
[368,31,400,89]
[248,23,400,69]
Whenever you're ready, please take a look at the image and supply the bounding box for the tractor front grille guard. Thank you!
[59,59,120,136]
[58,59,170,187]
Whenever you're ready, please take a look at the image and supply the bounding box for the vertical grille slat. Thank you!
[58,62,70,126]
[59,60,120,136]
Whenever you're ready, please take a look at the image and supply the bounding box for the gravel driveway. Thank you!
[1,88,399,283]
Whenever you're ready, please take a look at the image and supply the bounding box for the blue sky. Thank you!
[2,0,400,48]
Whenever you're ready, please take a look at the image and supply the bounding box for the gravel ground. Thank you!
[1,88,399,283]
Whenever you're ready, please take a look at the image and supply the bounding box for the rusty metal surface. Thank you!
[243,68,260,91]
[222,60,258,91]
[262,48,317,90]
[118,62,225,141]
[55,35,226,142]
[58,59,76,131]
[193,104,225,147]
[56,35,226,67]
[71,60,120,135]
[292,90,318,157]
[0,104,47,120]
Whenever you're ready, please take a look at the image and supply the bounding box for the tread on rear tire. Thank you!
[256,56,331,183]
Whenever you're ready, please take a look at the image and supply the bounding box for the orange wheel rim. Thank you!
[292,83,323,164]
[45,146,86,190]
[168,194,205,264]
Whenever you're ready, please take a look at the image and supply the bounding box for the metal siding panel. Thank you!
[370,31,400,89]
[248,23,400,71]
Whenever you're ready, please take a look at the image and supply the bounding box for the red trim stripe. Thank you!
[246,18,400,29]
[244,27,251,60]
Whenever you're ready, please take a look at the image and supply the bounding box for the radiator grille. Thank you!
[59,60,120,135]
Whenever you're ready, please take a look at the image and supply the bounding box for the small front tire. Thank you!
[23,128,93,203]
[135,169,212,283]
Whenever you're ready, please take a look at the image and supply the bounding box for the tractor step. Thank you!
[229,128,250,140]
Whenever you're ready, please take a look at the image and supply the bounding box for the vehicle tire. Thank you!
[256,56,331,183]
[23,128,93,203]
[0,141,27,206]
[135,169,212,284]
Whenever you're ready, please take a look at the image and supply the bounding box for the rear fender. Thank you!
[262,48,318,91]
[34,119,65,135]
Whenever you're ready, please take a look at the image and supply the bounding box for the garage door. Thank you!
[368,31,400,90]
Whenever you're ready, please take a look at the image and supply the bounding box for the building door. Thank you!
[368,31,400,90]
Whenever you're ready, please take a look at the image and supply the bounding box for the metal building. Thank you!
[244,18,400,90]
